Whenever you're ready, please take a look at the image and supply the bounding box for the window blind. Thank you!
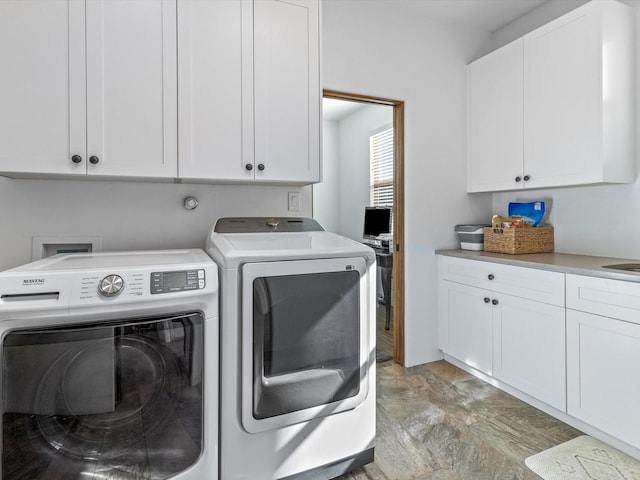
[370,127,394,207]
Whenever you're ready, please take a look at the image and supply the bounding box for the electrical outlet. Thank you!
[288,192,301,212]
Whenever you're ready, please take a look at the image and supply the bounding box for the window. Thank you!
[370,126,394,207]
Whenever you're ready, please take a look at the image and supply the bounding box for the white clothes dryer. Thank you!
[207,217,377,480]
[0,249,218,480]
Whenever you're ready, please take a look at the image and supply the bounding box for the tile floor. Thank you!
[336,360,582,480]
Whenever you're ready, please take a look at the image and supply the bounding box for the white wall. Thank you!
[313,120,340,232]
[0,177,311,271]
[314,104,392,240]
[337,105,392,241]
[491,0,640,260]
[323,0,494,366]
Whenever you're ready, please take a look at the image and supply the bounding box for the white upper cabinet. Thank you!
[467,0,634,193]
[1,0,320,184]
[178,0,252,182]
[523,0,633,189]
[0,0,178,179]
[467,39,524,192]
[178,0,321,184]
[253,0,320,184]
[0,1,86,176]
[85,0,177,178]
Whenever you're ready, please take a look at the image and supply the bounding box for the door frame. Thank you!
[322,89,406,365]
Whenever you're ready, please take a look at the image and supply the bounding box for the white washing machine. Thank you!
[206,217,377,480]
[0,249,218,480]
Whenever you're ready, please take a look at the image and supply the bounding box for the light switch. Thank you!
[288,191,301,211]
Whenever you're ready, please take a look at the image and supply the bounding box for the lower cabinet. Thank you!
[494,295,565,410]
[438,256,567,409]
[439,277,566,409]
[566,281,640,450]
[439,281,493,375]
[439,255,640,457]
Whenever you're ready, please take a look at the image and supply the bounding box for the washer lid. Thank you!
[214,217,324,233]
[7,249,214,272]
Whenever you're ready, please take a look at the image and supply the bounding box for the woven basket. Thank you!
[483,227,554,254]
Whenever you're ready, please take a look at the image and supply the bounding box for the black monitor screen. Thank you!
[363,207,391,239]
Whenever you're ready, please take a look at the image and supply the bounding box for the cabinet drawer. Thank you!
[566,274,640,324]
[438,256,564,306]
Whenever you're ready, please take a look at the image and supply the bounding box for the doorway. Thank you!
[314,90,405,365]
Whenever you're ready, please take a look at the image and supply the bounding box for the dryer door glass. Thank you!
[253,269,360,419]
[2,313,204,480]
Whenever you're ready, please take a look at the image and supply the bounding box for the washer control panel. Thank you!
[151,269,205,294]
[79,272,145,301]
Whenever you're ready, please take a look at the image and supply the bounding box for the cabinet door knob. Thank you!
[492,299,499,305]
[484,297,490,303]
[488,274,495,280]
[515,176,522,183]
[89,156,100,165]
[257,163,265,171]
[245,163,253,171]
[523,175,531,181]
[71,155,82,164]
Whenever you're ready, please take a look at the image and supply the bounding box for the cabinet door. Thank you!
[254,0,320,184]
[523,6,600,188]
[178,0,254,181]
[86,0,177,178]
[439,281,493,375]
[467,39,523,193]
[494,295,566,410]
[567,309,640,450]
[0,0,86,176]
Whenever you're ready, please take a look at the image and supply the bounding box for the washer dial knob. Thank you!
[98,274,124,297]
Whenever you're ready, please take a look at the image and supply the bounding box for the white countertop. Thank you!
[436,249,640,283]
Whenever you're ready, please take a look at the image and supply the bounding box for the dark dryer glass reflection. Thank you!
[2,313,204,480]
[252,270,360,419]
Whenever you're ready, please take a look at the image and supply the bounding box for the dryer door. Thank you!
[241,257,371,433]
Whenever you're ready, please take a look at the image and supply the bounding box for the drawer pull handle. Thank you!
[492,299,499,305]
[484,297,490,303]
[488,274,495,280]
